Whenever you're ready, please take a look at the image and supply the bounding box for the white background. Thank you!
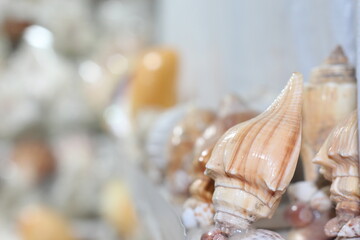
[157,0,356,111]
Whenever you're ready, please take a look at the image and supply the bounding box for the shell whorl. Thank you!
[302,46,357,181]
[313,111,360,238]
[206,73,303,226]
[313,111,359,180]
[310,45,355,84]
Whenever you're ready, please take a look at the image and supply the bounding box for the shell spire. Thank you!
[313,111,358,180]
[310,45,355,84]
[324,45,348,65]
[205,73,303,233]
[313,110,360,238]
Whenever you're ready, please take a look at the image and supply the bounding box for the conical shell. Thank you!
[206,73,303,230]
[193,95,257,175]
[313,111,359,200]
[313,110,359,238]
[302,46,357,181]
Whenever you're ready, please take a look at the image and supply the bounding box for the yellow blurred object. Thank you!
[18,206,76,240]
[130,48,178,117]
[101,180,138,238]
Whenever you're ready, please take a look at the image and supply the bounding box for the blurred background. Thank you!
[0,0,357,239]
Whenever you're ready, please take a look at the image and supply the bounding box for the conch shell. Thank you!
[313,110,360,239]
[302,46,357,181]
[182,96,256,229]
[206,73,303,234]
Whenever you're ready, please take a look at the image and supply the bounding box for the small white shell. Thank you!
[182,198,214,229]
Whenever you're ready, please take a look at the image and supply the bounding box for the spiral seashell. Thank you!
[193,94,257,176]
[302,46,357,181]
[146,105,187,180]
[205,73,303,233]
[313,110,359,239]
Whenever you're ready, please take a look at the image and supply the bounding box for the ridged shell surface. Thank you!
[313,111,359,239]
[206,73,303,227]
[190,95,256,203]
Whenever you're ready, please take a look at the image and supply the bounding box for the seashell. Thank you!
[285,202,314,228]
[200,228,228,240]
[287,181,318,203]
[18,205,75,240]
[189,177,215,204]
[205,73,303,234]
[337,217,360,238]
[286,182,333,240]
[166,108,215,195]
[302,46,357,181]
[193,94,257,177]
[190,95,257,203]
[313,110,359,238]
[130,48,178,117]
[146,105,187,179]
[182,198,215,229]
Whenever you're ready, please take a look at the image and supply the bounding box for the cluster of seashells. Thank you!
[161,46,359,240]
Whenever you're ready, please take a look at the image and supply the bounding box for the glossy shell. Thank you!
[206,73,303,231]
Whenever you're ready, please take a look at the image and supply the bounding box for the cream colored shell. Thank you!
[302,46,357,181]
[313,110,359,239]
[313,110,359,197]
[206,73,302,230]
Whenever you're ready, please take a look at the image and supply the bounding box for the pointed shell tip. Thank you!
[324,45,348,65]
